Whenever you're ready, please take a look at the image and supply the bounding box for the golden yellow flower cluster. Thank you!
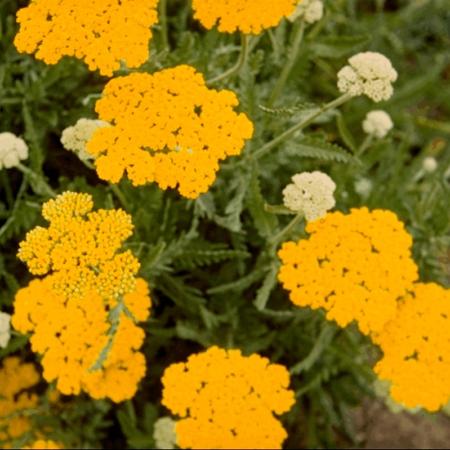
[23,440,63,449]
[161,346,295,449]
[373,283,450,412]
[192,0,297,34]
[278,208,418,335]
[13,192,151,402]
[14,0,158,76]
[0,357,39,448]
[87,65,254,199]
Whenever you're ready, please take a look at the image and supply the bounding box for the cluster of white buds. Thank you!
[363,110,393,138]
[153,417,177,449]
[289,0,324,24]
[0,132,28,170]
[283,171,336,221]
[337,52,398,102]
[0,312,11,349]
[61,118,109,162]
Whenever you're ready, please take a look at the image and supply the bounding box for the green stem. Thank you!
[16,163,56,198]
[0,170,14,208]
[159,0,169,51]
[208,34,250,84]
[357,134,373,157]
[251,93,352,161]
[109,184,130,211]
[270,213,303,247]
[268,21,305,106]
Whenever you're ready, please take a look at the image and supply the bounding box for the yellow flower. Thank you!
[373,283,450,412]
[14,0,159,76]
[278,208,418,335]
[87,65,254,199]
[161,346,295,449]
[23,440,63,449]
[13,192,151,402]
[0,357,40,447]
[192,0,297,34]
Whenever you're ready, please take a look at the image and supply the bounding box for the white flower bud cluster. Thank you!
[289,0,324,24]
[363,110,393,138]
[0,312,11,349]
[337,52,398,102]
[153,417,177,449]
[283,171,336,221]
[422,157,437,173]
[354,178,373,198]
[61,118,109,161]
[0,132,28,170]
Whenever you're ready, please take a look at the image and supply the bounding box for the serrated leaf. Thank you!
[287,137,355,163]
[246,169,278,238]
[254,264,279,310]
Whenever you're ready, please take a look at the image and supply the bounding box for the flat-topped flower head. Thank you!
[278,208,418,335]
[0,357,39,445]
[161,346,295,449]
[14,0,159,76]
[0,312,11,348]
[282,171,336,221]
[14,192,151,401]
[289,0,323,24]
[363,110,393,138]
[87,65,253,198]
[373,283,450,412]
[337,52,398,102]
[0,132,28,169]
[153,417,178,450]
[61,118,110,162]
[24,440,63,449]
[192,0,297,34]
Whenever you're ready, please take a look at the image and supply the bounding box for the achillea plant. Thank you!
[14,0,159,76]
[161,346,295,449]
[13,192,151,401]
[86,65,253,198]
[373,283,450,412]
[192,0,297,34]
[278,208,419,335]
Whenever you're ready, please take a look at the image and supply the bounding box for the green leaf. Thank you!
[286,137,355,163]
[254,264,279,310]
[309,34,371,58]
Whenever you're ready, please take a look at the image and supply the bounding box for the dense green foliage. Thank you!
[0,0,449,448]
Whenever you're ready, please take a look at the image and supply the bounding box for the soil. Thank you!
[351,399,450,449]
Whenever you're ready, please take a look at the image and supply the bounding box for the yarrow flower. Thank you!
[354,178,373,198]
[289,0,324,24]
[161,346,295,449]
[0,132,28,169]
[87,65,254,198]
[14,0,159,76]
[337,52,398,102]
[0,312,11,348]
[373,283,450,412]
[0,357,40,446]
[282,171,336,221]
[153,417,178,449]
[61,118,110,162]
[362,110,393,138]
[422,156,438,173]
[192,0,297,34]
[13,192,151,402]
[278,208,418,335]
[24,440,63,449]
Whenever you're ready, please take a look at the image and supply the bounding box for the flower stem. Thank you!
[109,184,130,211]
[251,93,352,161]
[159,0,169,51]
[270,213,303,247]
[0,171,14,208]
[268,21,305,107]
[16,163,56,197]
[208,34,250,84]
[357,135,373,157]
